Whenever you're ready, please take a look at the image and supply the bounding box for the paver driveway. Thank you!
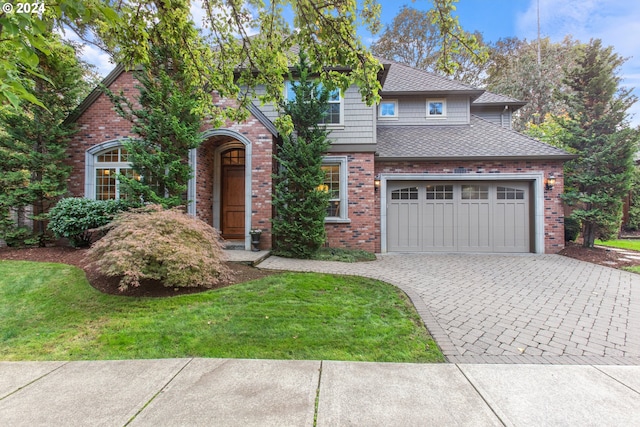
[259,254,640,364]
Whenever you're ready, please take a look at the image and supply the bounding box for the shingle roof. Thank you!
[376,115,572,160]
[473,90,525,106]
[379,60,484,96]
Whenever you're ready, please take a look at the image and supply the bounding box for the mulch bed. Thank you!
[0,246,275,298]
[559,241,640,269]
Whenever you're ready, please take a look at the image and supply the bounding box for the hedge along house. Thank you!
[65,58,572,253]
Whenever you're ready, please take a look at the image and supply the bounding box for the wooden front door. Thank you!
[221,149,245,239]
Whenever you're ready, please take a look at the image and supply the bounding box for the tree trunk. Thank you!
[583,222,596,248]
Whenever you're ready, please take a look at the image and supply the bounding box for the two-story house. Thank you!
[65,58,571,253]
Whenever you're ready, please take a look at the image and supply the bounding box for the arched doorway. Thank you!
[220,147,246,239]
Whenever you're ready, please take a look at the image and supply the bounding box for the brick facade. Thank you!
[324,152,377,253]
[66,72,138,196]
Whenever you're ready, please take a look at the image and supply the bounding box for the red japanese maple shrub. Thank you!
[87,204,232,291]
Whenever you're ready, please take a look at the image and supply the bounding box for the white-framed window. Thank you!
[93,146,138,200]
[378,99,398,119]
[285,80,344,126]
[320,156,349,222]
[427,99,447,117]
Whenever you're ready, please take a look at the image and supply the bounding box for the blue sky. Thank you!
[76,0,640,126]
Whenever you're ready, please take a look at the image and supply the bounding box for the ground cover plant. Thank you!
[594,239,640,252]
[0,260,444,363]
[312,247,377,262]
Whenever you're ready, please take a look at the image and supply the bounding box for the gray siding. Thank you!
[383,95,469,126]
[472,106,513,130]
[251,84,375,146]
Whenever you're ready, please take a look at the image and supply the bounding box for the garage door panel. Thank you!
[388,201,421,252]
[494,200,529,252]
[458,202,491,251]
[423,202,455,251]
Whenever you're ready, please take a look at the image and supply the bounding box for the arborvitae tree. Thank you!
[107,44,204,208]
[0,35,92,246]
[272,53,332,258]
[558,39,640,247]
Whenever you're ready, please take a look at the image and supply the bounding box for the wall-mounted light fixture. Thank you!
[545,173,556,191]
[374,175,381,192]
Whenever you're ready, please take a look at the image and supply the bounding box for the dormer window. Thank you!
[427,99,446,118]
[378,100,398,119]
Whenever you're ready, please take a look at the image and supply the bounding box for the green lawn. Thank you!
[0,260,444,363]
[595,239,640,251]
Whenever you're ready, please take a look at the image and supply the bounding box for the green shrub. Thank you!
[1,226,38,247]
[564,216,581,242]
[48,198,138,247]
[86,204,233,290]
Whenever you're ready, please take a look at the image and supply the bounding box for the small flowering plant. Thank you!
[249,228,262,235]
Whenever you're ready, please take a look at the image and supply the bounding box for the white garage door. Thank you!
[387,182,530,253]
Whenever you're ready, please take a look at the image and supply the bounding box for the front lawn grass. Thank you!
[0,260,444,363]
[312,247,377,262]
[595,239,640,251]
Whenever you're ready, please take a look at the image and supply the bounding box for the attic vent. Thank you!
[454,167,469,174]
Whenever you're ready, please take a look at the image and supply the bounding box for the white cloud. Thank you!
[517,0,640,127]
[56,27,115,78]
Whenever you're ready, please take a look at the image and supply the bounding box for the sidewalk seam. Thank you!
[593,365,640,396]
[455,364,508,427]
[313,360,323,427]
[123,358,194,426]
[0,361,69,402]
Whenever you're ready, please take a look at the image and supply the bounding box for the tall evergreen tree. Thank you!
[107,45,204,208]
[272,53,332,258]
[559,39,639,247]
[0,35,92,246]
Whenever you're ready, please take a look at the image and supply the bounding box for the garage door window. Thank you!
[426,184,453,200]
[391,187,418,200]
[497,186,525,200]
[461,184,489,199]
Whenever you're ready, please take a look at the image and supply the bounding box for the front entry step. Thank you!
[222,239,244,250]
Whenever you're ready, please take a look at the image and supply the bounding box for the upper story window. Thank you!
[378,100,398,119]
[285,81,343,126]
[427,99,447,118]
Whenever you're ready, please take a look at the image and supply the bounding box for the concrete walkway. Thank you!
[1,358,640,426]
[259,254,640,365]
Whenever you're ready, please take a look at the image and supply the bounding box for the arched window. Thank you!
[93,146,138,200]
